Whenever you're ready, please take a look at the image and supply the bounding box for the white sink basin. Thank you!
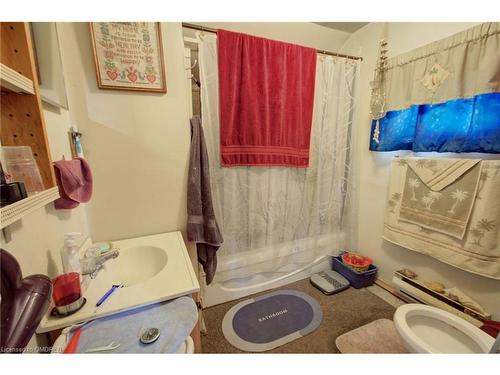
[104,245,168,286]
[38,231,200,333]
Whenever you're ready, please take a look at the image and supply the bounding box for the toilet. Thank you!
[394,304,494,353]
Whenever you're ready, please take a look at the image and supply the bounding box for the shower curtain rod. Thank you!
[182,23,363,61]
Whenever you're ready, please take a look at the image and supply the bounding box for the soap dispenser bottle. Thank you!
[61,232,82,281]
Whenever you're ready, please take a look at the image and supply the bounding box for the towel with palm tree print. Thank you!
[398,158,482,239]
[383,158,500,280]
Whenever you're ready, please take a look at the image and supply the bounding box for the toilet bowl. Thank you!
[394,304,494,353]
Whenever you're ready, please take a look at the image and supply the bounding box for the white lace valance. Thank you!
[381,22,500,112]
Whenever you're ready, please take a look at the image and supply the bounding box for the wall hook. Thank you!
[185,59,198,70]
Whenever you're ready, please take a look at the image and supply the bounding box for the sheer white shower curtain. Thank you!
[198,33,359,285]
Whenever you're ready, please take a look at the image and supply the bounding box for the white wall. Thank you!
[190,22,350,50]
[56,22,192,242]
[1,104,89,279]
[341,22,500,319]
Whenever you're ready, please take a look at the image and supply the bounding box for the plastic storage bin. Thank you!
[2,146,44,195]
[332,255,378,289]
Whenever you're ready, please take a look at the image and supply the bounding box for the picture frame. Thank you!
[89,22,167,93]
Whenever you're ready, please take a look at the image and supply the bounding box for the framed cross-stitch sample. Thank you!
[89,22,166,93]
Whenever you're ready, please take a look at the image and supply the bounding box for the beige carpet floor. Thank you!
[201,278,397,353]
[335,318,408,353]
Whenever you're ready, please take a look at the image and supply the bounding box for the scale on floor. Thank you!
[310,270,350,295]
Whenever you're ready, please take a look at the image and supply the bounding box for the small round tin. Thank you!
[140,328,161,344]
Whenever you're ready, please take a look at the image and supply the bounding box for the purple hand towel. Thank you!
[53,158,93,209]
[187,116,223,285]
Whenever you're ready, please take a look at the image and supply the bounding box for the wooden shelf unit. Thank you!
[1,22,56,191]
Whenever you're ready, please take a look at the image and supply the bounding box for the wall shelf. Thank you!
[0,187,59,229]
[0,63,35,95]
[1,22,57,191]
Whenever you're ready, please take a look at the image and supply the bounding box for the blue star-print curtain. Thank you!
[369,92,500,153]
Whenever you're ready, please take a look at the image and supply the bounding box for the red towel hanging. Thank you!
[217,29,317,168]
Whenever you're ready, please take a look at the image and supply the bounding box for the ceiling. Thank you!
[314,22,369,33]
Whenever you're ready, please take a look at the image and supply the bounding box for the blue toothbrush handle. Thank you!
[96,285,118,307]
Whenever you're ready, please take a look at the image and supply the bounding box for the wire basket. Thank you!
[341,252,373,273]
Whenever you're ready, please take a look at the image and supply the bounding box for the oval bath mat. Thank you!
[222,289,323,352]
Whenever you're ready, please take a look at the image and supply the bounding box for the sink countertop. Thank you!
[37,231,200,333]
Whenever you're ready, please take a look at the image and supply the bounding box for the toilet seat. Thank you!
[394,304,494,353]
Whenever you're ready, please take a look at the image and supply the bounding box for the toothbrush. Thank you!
[70,125,84,158]
[95,283,123,309]
[63,327,82,354]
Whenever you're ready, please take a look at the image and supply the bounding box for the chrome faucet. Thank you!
[95,249,120,267]
[489,332,500,354]
[81,248,120,278]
